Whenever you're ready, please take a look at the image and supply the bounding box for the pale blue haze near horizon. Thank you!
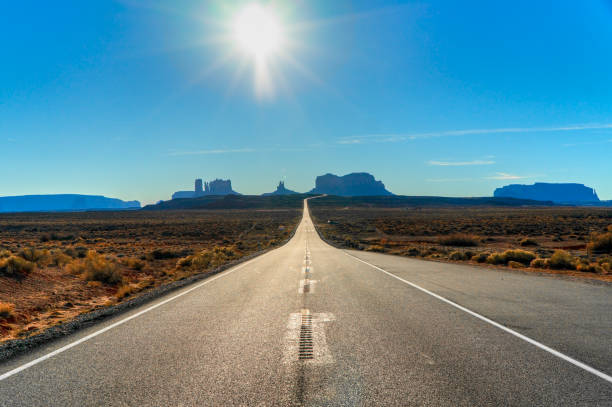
[2,0,612,204]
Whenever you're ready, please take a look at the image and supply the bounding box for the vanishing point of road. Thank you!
[1,199,611,406]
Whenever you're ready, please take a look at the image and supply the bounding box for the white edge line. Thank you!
[344,251,612,384]
[0,252,269,382]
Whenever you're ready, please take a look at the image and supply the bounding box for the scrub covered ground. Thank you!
[0,209,301,341]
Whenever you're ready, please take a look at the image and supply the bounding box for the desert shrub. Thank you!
[530,258,548,268]
[472,253,489,263]
[548,250,577,270]
[148,249,183,260]
[176,257,192,268]
[366,245,385,253]
[587,232,612,255]
[438,234,479,247]
[503,250,536,266]
[406,247,421,257]
[343,237,361,249]
[40,233,75,242]
[508,261,523,269]
[0,256,35,276]
[67,251,123,285]
[123,258,145,271]
[19,247,49,265]
[449,251,466,261]
[64,246,88,259]
[115,284,134,299]
[576,263,604,274]
[486,252,507,265]
[177,246,238,271]
[520,238,539,247]
[50,250,72,267]
[0,302,15,319]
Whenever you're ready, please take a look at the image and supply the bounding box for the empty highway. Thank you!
[1,199,611,406]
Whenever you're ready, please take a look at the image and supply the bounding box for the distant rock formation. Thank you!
[309,172,393,196]
[494,182,600,203]
[0,194,140,213]
[172,178,240,199]
[262,181,299,196]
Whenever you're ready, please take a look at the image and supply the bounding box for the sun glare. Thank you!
[233,4,283,58]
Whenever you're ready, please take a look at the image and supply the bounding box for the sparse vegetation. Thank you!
[19,247,49,265]
[520,238,539,247]
[449,251,466,261]
[310,205,612,280]
[0,256,35,277]
[587,231,612,255]
[530,258,548,268]
[0,302,15,320]
[115,284,134,300]
[0,208,300,342]
[438,234,479,247]
[472,253,489,263]
[548,250,577,270]
[123,258,145,271]
[84,252,123,285]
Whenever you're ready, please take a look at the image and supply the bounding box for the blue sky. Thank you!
[2,0,612,203]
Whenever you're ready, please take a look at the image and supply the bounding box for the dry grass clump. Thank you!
[0,256,35,277]
[438,234,479,247]
[147,249,184,260]
[449,251,466,261]
[19,247,50,266]
[63,246,88,259]
[0,302,15,320]
[40,232,75,242]
[365,245,385,253]
[49,249,72,267]
[487,249,536,266]
[66,251,123,285]
[115,284,135,300]
[176,246,238,271]
[123,258,145,271]
[587,232,612,255]
[530,258,548,268]
[519,238,539,247]
[548,250,577,270]
[471,253,489,263]
[576,262,605,274]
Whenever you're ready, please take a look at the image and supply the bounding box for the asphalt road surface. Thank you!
[1,199,611,406]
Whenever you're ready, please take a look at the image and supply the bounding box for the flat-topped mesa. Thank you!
[494,182,600,203]
[0,195,140,213]
[262,181,298,196]
[172,178,240,200]
[309,172,393,196]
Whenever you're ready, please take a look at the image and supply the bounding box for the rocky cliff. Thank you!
[494,183,599,203]
[309,173,392,196]
[172,179,239,199]
[262,181,298,196]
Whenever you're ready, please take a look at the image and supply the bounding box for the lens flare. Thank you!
[233,4,283,58]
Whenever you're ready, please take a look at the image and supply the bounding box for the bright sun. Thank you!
[233,4,283,58]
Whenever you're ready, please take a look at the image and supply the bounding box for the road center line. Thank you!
[344,251,612,384]
[0,251,271,382]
